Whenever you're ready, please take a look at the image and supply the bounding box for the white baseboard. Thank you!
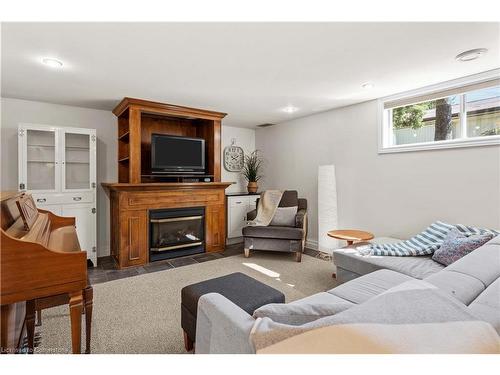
[97,246,111,258]
[305,239,318,250]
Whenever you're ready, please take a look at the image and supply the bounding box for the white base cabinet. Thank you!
[18,124,97,266]
[226,194,259,243]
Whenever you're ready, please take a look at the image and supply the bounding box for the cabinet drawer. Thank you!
[31,193,63,206]
[32,192,94,205]
[60,192,94,204]
[229,198,246,207]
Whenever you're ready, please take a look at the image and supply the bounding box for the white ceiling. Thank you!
[2,22,499,128]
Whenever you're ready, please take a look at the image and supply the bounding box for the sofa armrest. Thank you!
[195,293,256,354]
[247,209,257,221]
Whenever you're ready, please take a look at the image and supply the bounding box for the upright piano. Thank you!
[0,191,92,354]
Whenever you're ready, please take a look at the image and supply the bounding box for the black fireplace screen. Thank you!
[149,207,205,260]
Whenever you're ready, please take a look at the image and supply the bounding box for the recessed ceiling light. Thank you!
[282,105,298,114]
[361,82,374,89]
[41,57,63,68]
[455,48,488,62]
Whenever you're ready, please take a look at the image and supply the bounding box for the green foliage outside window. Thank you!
[392,104,428,130]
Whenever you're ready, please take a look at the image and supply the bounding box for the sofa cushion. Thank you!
[278,190,298,208]
[253,302,352,325]
[432,230,494,266]
[333,246,444,279]
[328,269,413,304]
[471,277,500,310]
[443,236,500,287]
[425,270,485,305]
[290,292,354,306]
[242,225,303,240]
[250,279,480,352]
[468,278,500,334]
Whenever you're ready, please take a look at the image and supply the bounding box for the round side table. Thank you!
[327,229,374,246]
[327,229,374,280]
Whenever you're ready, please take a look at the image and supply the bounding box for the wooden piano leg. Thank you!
[83,286,93,354]
[69,291,83,354]
[26,300,36,354]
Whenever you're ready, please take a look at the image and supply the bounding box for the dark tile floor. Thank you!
[88,242,324,285]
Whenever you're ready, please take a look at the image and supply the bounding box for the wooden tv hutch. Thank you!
[103,98,232,269]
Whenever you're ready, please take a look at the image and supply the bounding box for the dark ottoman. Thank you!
[181,272,285,351]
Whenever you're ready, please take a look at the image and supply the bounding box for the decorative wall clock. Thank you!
[223,139,244,172]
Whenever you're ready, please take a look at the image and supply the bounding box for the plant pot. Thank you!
[247,181,258,194]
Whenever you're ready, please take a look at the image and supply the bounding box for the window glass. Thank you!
[466,86,500,137]
[391,95,461,146]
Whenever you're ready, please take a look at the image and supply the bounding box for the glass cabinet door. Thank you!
[24,128,58,191]
[63,131,94,190]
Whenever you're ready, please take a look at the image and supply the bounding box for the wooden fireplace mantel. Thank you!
[102,182,232,192]
[104,98,232,269]
[102,182,232,269]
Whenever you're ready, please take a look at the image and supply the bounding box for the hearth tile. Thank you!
[106,268,139,281]
[87,266,102,276]
[89,273,109,285]
[97,256,116,267]
[192,253,218,263]
[136,267,149,275]
[143,261,174,273]
[168,257,198,268]
[221,246,244,257]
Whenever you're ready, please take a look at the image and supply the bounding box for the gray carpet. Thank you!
[35,252,336,354]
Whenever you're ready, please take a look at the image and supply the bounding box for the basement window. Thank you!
[379,74,500,153]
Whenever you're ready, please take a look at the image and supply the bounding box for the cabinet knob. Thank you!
[235,201,242,204]
[73,196,82,201]
[36,198,46,203]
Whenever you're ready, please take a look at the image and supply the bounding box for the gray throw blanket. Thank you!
[250,280,482,351]
[247,190,283,227]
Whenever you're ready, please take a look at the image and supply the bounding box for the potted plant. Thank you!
[242,150,263,193]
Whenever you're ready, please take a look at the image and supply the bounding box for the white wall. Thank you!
[1,97,117,257]
[0,97,256,256]
[221,125,256,193]
[256,100,500,248]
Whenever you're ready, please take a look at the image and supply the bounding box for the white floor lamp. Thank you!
[318,165,340,255]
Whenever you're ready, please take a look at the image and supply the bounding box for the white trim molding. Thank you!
[305,239,318,250]
[378,69,500,154]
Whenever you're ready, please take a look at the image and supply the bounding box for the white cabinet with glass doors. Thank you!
[18,124,97,266]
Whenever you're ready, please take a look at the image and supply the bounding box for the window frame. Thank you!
[378,69,500,154]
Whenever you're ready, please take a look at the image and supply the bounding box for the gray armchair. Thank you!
[242,190,308,262]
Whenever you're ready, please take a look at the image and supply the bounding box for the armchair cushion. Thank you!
[242,225,304,240]
[270,206,298,227]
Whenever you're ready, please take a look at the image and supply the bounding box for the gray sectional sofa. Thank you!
[194,235,500,353]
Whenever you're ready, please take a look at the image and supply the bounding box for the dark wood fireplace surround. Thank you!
[103,98,232,269]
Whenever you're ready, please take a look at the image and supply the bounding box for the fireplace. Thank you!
[149,207,205,262]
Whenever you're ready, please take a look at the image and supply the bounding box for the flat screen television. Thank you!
[151,134,205,174]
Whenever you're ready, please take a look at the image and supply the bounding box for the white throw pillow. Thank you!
[270,206,298,227]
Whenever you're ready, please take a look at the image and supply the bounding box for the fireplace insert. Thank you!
[149,207,205,261]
